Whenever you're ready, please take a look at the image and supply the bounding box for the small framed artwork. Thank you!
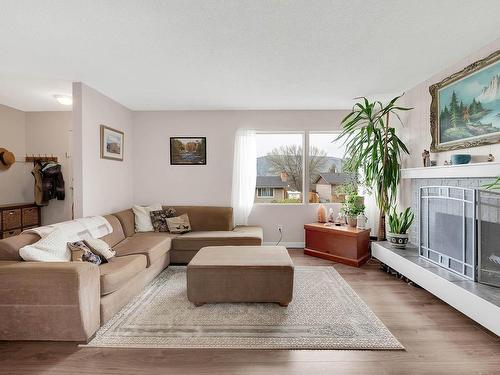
[170,137,206,165]
[100,125,124,161]
[430,50,500,152]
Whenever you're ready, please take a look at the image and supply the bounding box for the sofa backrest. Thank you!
[110,206,234,236]
[0,214,127,261]
[0,233,40,261]
[168,206,233,232]
[112,209,135,237]
[100,214,126,247]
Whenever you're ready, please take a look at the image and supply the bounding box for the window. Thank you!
[255,132,304,204]
[308,132,348,203]
[257,187,274,197]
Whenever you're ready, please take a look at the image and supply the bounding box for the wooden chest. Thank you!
[304,223,371,267]
[0,203,41,239]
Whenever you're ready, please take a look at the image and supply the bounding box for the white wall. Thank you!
[400,37,500,169]
[25,112,72,224]
[132,110,348,245]
[72,82,134,217]
[398,37,500,209]
[0,104,31,204]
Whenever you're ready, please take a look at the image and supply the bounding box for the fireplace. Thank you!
[417,184,500,287]
[418,186,476,280]
[478,189,500,288]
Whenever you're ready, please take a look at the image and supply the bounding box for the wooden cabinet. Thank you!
[304,223,371,267]
[0,203,41,239]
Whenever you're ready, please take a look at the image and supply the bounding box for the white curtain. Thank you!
[231,129,257,226]
[362,187,379,237]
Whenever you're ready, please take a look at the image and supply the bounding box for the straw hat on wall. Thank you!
[0,148,16,170]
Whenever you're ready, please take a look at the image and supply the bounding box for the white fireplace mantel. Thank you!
[401,161,500,179]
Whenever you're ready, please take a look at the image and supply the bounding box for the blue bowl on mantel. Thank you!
[451,154,471,165]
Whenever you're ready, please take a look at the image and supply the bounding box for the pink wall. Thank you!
[400,37,500,168]
[72,83,134,217]
[132,110,349,245]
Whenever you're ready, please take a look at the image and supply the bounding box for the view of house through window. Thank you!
[255,133,303,204]
[308,132,348,203]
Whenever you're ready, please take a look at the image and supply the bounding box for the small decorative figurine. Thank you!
[422,149,430,167]
[317,204,327,223]
[488,153,495,162]
[327,208,335,223]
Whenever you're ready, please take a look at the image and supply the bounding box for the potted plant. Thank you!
[336,95,412,240]
[341,194,365,227]
[387,207,414,249]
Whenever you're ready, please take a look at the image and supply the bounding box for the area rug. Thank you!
[84,266,403,350]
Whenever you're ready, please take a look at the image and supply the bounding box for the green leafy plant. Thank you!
[388,207,414,234]
[336,94,411,240]
[341,195,365,218]
[483,176,500,190]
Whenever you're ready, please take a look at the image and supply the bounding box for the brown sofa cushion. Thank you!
[0,233,40,261]
[172,226,263,252]
[113,234,173,267]
[100,214,125,247]
[99,254,147,295]
[112,209,135,237]
[167,206,233,231]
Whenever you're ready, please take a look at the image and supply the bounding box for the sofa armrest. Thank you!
[0,261,100,341]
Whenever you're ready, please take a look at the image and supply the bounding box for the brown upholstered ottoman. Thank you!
[187,246,294,306]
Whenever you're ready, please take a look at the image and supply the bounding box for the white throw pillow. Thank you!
[132,204,162,232]
[19,228,71,262]
[84,238,116,260]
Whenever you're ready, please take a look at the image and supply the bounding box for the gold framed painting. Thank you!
[430,50,500,152]
[100,125,124,161]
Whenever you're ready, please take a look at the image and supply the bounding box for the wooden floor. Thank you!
[1,249,499,375]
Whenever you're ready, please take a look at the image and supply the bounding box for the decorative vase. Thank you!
[347,216,357,228]
[317,204,327,223]
[387,232,409,249]
[451,154,471,165]
[356,213,368,229]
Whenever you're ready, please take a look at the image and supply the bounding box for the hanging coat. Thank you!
[41,163,65,201]
[32,162,47,206]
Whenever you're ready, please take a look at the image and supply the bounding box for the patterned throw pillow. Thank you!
[150,208,177,232]
[166,213,191,234]
[68,241,107,265]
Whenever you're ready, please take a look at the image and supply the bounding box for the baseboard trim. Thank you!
[263,242,305,248]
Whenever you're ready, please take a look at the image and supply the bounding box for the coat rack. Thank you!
[25,154,58,163]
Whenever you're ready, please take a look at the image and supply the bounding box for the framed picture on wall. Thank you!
[430,50,500,152]
[170,137,206,165]
[100,125,124,161]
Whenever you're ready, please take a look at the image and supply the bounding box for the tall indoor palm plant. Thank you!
[336,94,411,240]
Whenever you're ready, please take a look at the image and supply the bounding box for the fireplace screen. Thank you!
[419,186,476,280]
[478,189,500,288]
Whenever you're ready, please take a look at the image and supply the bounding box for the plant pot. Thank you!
[387,232,409,249]
[347,216,357,228]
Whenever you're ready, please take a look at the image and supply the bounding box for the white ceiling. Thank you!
[0,0,499,111]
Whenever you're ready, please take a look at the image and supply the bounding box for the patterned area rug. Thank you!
[84,266,403,350]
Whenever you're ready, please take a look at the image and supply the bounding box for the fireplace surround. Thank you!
[414,178,500,287]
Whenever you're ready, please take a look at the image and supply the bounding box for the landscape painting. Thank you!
[100,125,124,161]
[170,137,206,165]
[430,50,500,152]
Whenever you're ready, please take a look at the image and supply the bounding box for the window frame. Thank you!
[254,131,306,206]
[257,187,275,198]
[307,130,344,206]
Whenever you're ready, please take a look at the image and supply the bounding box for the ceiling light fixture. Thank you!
[54,95,72,106]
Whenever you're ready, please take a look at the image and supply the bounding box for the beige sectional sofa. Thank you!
[0,206,262,342]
